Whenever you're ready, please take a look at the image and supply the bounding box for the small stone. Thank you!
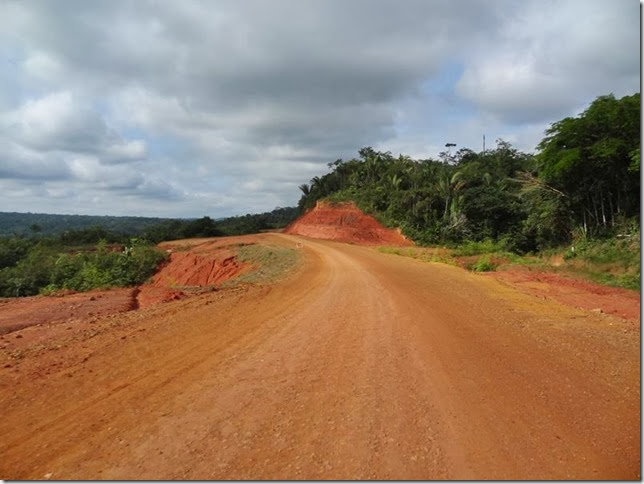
[43,473,53,479]
[15,334,23,339]
[591,308,603,313]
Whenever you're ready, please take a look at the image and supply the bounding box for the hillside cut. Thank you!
[285,201,412,246]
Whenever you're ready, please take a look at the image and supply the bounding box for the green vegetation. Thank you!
[0,212,172,238]
[231,244,300,284]
[216,207,299,236]
[0,206,299,298]
[142,207,299,243]
[0,236,167,297]
[0,206,299,242]
[297,93,640,288]
[377,246,458,266]
[470,255,496,273]
[561,227,640,290]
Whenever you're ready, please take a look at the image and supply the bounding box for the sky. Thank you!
[0,0,639,218]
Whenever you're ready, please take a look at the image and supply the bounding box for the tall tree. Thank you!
[537,93,640,234]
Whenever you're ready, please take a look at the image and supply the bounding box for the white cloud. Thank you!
[0,0,638,217]
[455,0,639,124]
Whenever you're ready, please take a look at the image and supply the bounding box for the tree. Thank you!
[537,93,640,234]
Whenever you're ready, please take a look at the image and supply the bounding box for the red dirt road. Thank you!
[0,234,639,480]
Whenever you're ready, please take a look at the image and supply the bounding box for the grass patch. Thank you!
[469,254,496,272]
[382,235,639,291]
[231,244,300,285]
[559,233,640,290]
[377,246,458,266]
[452,239,505,256]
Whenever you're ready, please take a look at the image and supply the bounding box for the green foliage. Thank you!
[294,93,639,259]
[453,239,505,256]
[59,226,128,245]
[232,244,299,284]
[377,246,458,266]
[143,207,299,243]
[0,212,172,237]
[471,255,496,272]
[536,93,640,236]
[0,243,58,297]
[217,207,299,236]
[297,140,536,248]
[0,237,35,269]
[0,236,167,297]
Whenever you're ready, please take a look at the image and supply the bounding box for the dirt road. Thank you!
[0,234,639,479]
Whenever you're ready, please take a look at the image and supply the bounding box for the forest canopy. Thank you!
[296,93,640,253]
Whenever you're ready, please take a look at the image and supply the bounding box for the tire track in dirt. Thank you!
[0,233,639,480]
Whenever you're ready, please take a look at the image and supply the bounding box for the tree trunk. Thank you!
[582,210,588,236]
[592,195,599,231]
[443,195,450,223]
[600,191,607,227]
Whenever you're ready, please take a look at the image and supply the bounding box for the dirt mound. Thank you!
[0,238,255,332]
[137,243,251,307]
[285,201,412,246]
[149,249,248,288]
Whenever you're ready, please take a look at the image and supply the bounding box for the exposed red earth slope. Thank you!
[0,237,254,337]
[285,200,412,246]
[137,241,251,307]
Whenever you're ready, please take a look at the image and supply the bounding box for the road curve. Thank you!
[0,234,639,479]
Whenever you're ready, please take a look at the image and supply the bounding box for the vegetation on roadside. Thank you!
[0,206,300,298]
[141,207,299,243]
[378,222,640,290]
[297,93,640,290]
[377,246,458,266]
[232,244,300,285]
[0,235,167,297]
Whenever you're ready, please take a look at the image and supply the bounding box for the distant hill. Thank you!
[0,212,177,237]
[0,207,300,238]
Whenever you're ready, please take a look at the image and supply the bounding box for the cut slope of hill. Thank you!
[285,201,412,246]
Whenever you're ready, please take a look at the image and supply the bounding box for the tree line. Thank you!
[296,93,640,253]
[0,206,299,297]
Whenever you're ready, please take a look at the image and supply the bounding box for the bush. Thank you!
[471,255,496,272]
[0,238,168,297]
[454,239,505,256]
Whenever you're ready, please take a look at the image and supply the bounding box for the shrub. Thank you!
[471,254,496,272]
[0,238,167,297]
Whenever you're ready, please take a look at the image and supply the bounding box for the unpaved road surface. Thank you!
[0,234,639,480]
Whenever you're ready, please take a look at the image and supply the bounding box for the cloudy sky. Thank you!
[0,0,639,218]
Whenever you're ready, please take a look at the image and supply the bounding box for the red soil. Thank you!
[0,237,253,336]
[285,201,412,246]
[136,243,250,307]
[0,288,136,336]
[149,249,247,288]
[489,268,640,321]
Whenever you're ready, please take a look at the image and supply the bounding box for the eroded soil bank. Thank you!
[285,201,412,246]
[0,235,261,340]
